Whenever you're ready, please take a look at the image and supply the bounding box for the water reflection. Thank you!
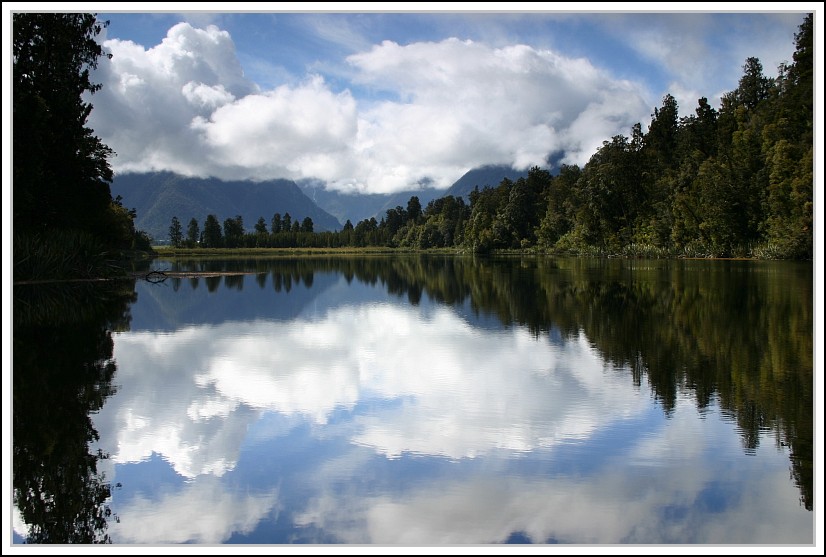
[13,280,136,543]
[101,305,643,469]
[13,255,813,544]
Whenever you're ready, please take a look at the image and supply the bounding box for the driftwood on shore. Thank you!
[136,270,260,283]
[13,270,262,286]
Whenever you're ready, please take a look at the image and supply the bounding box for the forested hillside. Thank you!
[171,15,812,260]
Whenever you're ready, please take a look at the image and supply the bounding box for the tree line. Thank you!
[171,14,811,260]
[168,213,320,248]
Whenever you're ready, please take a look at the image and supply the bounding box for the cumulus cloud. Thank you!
[190,75,359,181]
[344,39,648,191]
[88,22,257,177]
[88,22,650,193]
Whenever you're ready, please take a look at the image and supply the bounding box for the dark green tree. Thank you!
[536,164,581,248]
[578,134,645,249]
[254,216,268,235]
[642,94,681,245]
[301,216,314,233]
[186,217,200,246]
[734,57,773,111]
[168,216,183,247]
[202,214,222,247]
[645,93,680,170]
[383,206,408,244]
[223,215,244,248]
[271,213,282,234]
[13,13,135,250]
[761,13,813,258]
[407,196,422,223]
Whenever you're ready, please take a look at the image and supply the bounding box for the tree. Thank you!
[537,164,581,248]
[301,217,314,233]
[645,93,680,170]
[186,218,200,246]
[254,217,268,235]
[282,213,292,232]
[761,13,813,258]
[168,216,183,247]
[202,214,222,247]
[734,57,773,111]
[223,215,244,248]
[407,196,422,223]
[13,13,133,249]
[271,213,282,234]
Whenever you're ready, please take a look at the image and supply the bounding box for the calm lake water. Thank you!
[12,255,814,545]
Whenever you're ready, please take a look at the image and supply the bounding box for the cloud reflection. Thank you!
[91,301,811,544]
[295,400,810,545]
[100,303,645,476]
[110,477,278,544]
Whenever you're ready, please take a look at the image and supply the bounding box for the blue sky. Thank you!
[3,4,819,195]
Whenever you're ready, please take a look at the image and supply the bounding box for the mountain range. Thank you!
[111,165,530,243]
[111,172,342,243]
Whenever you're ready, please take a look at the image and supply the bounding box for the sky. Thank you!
[9,3,817,195]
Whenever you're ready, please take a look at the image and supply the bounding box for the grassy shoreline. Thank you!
[149,244,794,261]
[150,246,466,258]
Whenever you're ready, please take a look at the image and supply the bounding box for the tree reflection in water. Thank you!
[13,280,136,543]
[12,254,813,544]
[167,255,811,511]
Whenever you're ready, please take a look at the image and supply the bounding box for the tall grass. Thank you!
[13,230,120,282]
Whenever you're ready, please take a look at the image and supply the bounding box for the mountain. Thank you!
[443,164,529,200]
[111,172,342,243]
[297,164,527,225]
[298,180,441,225]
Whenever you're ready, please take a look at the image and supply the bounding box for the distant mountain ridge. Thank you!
[444,164,530,199]
[111,172,342,243]
[114,165,538,243]
[298,164,530,225]
[298,181,442,225]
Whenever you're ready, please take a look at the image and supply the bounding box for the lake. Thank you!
[12,254,814,545]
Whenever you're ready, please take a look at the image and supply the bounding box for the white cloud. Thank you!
[181,81,235,109]
[190,75,359,181]
[88,23,650,193]
[598,13,802,111]
[88,22,257,177]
